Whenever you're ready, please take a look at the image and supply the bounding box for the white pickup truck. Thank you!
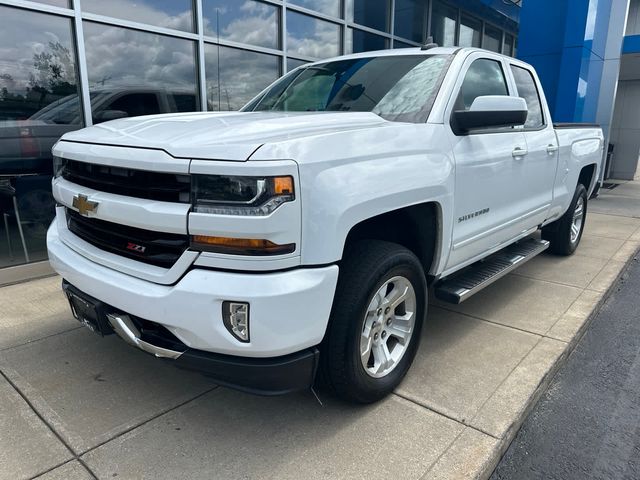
[47,47,603,403]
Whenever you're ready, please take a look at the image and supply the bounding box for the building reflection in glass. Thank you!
[0,5,80,267]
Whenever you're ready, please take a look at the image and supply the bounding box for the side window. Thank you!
[510,65,544,128]
[455,58,508,111]
[172,94,197,112]
[107,93,161,117]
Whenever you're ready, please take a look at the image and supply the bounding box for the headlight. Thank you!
[53,155,65,178]
[192,174,294,216]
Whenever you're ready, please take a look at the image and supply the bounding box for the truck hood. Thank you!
[59,111,389,161]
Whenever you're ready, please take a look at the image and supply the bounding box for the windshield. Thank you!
[243,54,451,123]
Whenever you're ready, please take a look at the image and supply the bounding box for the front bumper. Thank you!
[47,220,339,358]
[63,280,320,395]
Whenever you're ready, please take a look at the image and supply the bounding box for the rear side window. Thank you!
[172,94,197,112]
[455,58,508,110]
[108,93,161,117]
[510,65,544,128]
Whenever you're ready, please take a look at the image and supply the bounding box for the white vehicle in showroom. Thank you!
[47,47,603,403]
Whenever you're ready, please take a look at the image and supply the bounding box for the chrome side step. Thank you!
[434,238,549,304]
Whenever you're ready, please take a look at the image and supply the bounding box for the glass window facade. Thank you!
[483,24,503,53]
[82,23,199,119]
[289,0,341,17]
[0,0,518,273]
[394,0,427,43]
[347,28,389,54]
[82,0,195,32]
[202,0,279,49]
[459,14,482,48]
[431,1,458,47]
[346,0,391,32]
[0,5,80,268]
[205,45,280,111]
[287,58,310,72]
[286,11,340,58]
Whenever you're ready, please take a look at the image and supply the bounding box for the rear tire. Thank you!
[542,183,588,255]
[319,240,426,403]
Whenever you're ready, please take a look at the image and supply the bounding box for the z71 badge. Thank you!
[458,208,490,223]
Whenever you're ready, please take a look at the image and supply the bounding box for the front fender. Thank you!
[288,124,455,270]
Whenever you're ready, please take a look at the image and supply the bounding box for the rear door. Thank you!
[508,63,557,227]
[444,52,529,270]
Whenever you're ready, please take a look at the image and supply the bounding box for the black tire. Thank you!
[319,240,427,403]
[542,183,588,255]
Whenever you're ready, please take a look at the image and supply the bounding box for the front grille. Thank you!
[62,159,190,203]
[66,209,189,268]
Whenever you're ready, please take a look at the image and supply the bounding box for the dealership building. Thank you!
[0,0,639,282]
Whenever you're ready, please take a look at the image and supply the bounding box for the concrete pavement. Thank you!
[1,183,639,480]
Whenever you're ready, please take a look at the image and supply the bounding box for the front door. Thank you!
[445,54,531,270]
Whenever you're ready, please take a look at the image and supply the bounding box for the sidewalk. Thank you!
[1,183,639,480]
[491,219,640,480]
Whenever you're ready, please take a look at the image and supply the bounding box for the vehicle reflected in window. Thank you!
[0,5,81,268]
[82,22,200,120]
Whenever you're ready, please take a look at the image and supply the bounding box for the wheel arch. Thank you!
[341,202,442,283]
[578,163,597,194]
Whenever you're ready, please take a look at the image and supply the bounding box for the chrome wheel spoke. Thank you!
[359,276,417,378]
[372,342,392,374]
[387,281,410,310]
[570,197,584,243]
[360,334,373,365]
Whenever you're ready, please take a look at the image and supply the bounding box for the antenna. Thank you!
[421,36,439,50]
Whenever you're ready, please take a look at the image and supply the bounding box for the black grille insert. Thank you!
[66,209,189,268]
[62,159,190,203]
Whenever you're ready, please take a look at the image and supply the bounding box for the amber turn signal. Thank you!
[191,235,295,256]
[273,176,294,195]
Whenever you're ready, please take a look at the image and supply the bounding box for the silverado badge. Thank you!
[72,194,99,216]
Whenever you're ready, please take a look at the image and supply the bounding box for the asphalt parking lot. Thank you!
[1,183,639,480]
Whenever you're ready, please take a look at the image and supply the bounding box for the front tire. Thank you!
[542,183,588,255]
[320,240,426,403]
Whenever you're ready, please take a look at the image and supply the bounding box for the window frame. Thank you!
[445,52,522,137]
[508,63,547,131]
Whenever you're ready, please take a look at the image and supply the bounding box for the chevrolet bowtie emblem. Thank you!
[72,194,99,216]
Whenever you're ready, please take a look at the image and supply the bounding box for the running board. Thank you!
[434,238,549,304]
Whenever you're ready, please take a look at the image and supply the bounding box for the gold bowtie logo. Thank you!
[72,194,99,216]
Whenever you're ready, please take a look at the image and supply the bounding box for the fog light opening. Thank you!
[222,301,250,343]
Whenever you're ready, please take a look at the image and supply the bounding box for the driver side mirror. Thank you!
[93,109,129,124]
[452,96,528,135]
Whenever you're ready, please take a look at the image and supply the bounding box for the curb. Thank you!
[480,247,640,479]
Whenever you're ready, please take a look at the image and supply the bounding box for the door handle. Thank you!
[512,147,528,158]
[546,144,559,154]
